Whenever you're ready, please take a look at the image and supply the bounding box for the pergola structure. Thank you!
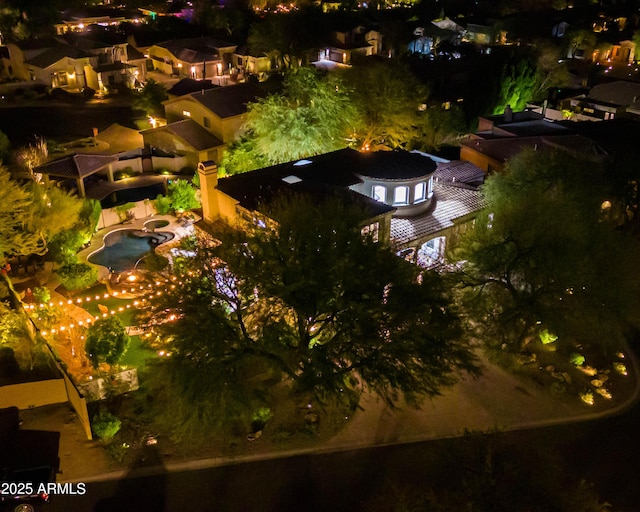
[35,154,118,198]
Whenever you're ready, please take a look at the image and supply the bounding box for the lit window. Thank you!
[394,186,409,205]
[182,110,191,117]
[372,185,386,202]
[428,176,434,198]
[361,222,379,243]
[414,182,426,202]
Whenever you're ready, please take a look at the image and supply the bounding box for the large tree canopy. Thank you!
[247,8,328,69]
[453,149,640,355]
[142,194,478,432]
[0,167,39,266]
[222,68,357,173]
[340,61,427,149]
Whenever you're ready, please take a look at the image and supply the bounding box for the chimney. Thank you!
[504,104,513,122]
[197,160,219,223]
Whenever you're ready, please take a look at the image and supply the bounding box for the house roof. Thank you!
[460,134,606,164]
[126,43,145,61]
[487,120,570,138]
[25,44,92,68]
[330,41,372,50]
[93,62,136,72]
[390,182,483,246]
[142,119,223,151]
[434,160,485,188]
[216,148,396,218]
[351,150,437,180]
[35,154,118,178]
[234,45,267,58]
[186,83,271,119]
[155,37,236,64]
[95,123,144,154]
[167,78,218,96]
[587,81,640,107]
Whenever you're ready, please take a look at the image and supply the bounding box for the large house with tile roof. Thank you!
[147,37,237,81]
[141,119,224,166]
[2,37,143,91]
[159,82,275,147]
[198,148,484,267]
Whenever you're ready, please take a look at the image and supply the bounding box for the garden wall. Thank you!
[97,199,157,230]
[152,155,188,173]
[0,379,68,410]
[109,155,188,175]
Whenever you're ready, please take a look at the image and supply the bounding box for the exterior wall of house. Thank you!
[0,379,68,410]
[147,45,177,74]
[4,44,31,81]
[365,30,382,55]
[143,129,194,156]
[198,161,219,223]
[233,54,271,75]
[141,130,216,168]
[351,174,434,217]
[164,98,244,143]
[147,45,232,79]
[198,163,240,224]
[459,145,502,173]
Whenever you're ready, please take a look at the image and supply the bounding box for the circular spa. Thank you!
[88,229,174,272]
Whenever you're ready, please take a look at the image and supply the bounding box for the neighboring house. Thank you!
[476,108,571,137]
[319,25,382,65]
[4,39,93,89]
[551,21,570,38]
[594,40,636,64]
[93,123,145,155]
[563,81,640,120]
[147,37,237,81]
[54,7,142,35]
[141,118,224,166]
[167,78,218,98]
[197,148,484,267]
[408,35,433,56]
[460,134,607,173]
[3,37,142,91]
[162,82,273,143]
[232,46,272,81]
[138,4,195,21]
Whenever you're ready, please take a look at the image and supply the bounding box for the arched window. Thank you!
[427,176,434,198]
[394,186,409,205]
[372,185,386,202]
[414,182,426,202]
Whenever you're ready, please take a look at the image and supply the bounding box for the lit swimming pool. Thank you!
[88,229,174,272]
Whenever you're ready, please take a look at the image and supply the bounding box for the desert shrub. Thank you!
[140,252,169,272]
[114,202,136,222]
[33,287,50,304]
[56,262,98,291]
[168,179,199,211]
[153,194,172,215]
[92,410,121,440]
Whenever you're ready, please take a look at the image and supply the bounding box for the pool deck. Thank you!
[79,214,198,282]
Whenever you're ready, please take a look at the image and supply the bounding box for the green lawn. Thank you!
[77,284,156,368]
[79,284,138,326]
[121,335,157,368]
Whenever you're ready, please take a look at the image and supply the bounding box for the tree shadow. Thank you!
[93,443,167,512]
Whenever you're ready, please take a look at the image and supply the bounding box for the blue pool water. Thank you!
[88,229,174,272]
